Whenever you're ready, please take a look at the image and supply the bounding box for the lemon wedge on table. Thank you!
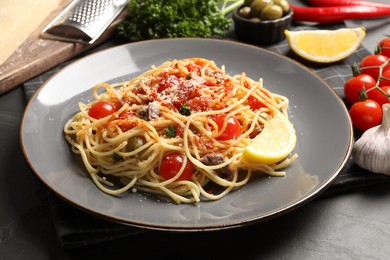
[242,113,296,165]
[284,27,366,63]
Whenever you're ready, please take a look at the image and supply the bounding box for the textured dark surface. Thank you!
[2,0,390,258]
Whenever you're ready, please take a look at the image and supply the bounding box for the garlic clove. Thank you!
[352,103,390,175]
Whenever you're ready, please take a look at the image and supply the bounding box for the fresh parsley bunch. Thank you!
[118,0,241,41]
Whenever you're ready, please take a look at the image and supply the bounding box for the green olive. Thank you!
[244,0,256,6]
[238,6,252,19]
[249,17,261,22]
[273,0,290,14]
[250,0,272,17]
[260,4,283,20]
[127,136,145,152]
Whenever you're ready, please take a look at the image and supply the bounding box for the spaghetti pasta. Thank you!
[64,58,297,204]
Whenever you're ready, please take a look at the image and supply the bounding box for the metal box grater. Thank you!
[41,0,128,44]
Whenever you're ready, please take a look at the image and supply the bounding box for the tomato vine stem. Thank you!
[356,59,390,101]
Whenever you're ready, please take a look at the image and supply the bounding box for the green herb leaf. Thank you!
[117,0,232,42]
[179,104,191,116]
[165,125,177,137]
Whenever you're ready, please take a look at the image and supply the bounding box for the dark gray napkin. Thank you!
[48,192,146,248]
[23,23,390,248]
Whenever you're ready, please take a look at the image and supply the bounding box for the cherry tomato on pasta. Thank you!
[156,73,179,93]
[247,95,267,109]
[187,95,211,112]
[159,153,193,181]
[212,114,241,140]
[367,86,390,107]
[88,101,117,119]
[376,38,390,58]
[349,99,382,131]
[246,89,271,110]
[359,54,390,81]
[186,63,201,73]
[344,74,376,104]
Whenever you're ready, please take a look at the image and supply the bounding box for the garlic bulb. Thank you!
[353,103,390,175]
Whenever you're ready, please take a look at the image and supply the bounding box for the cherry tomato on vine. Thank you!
[359,54,390,81]
[376,38,390,58]
[379,69,390,87]
[159,153,193,181]
[88,101,117,119]
[212,114,241,140]
[367,86,390,107]
[344,74,376,104]
[349,99,382,131]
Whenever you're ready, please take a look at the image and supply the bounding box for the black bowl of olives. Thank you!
[233,0,293,45]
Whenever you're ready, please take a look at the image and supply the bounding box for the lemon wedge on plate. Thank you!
[284,27,366,63]
[242,113,296,165]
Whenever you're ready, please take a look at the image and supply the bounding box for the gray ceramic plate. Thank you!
[21,39,353,231]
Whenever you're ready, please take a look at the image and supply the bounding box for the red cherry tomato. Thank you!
[344,74,376,104]
[359,54,390,81]
[212,114,241,140]
[379,69,390,87]
[367,86,390,107]
[159,153,193,181]
[157,73,179,93]
[88,101,117,119]
[247,89,271,110]
[376,38,390,58]
[349,100,382,131]
[248,95,266,109]
[187,95,211,112]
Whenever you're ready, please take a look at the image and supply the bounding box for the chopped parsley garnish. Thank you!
[179,104,191,116]
[165,125,177,137]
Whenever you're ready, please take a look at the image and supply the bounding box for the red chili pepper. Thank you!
[290,4,390,23]
[306,0,390,8]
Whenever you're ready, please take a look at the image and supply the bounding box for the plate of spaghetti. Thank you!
[21,39,353,230]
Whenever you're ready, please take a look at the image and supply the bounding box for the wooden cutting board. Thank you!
[0,0,129,94]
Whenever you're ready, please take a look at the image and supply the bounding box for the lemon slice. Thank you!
[242,113,296,164]
[284,27,366,63]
